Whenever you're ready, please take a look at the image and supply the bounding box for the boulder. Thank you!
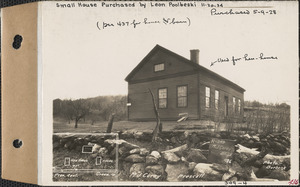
[133,131,143,139]
[230,161,244,175]
[130,148,140,154]
[222,171,235,181]
[188,162,197,171]
[92,144,101,153]
[120,131,134,139]
[140,148,150,156]
[199,142,210,150]
[145,165,165,176]
[98,147,108,156]
[255,165,272,178]
[181,156,187,162]
[170,137,177,144]
[253,159,264,168]
[161,144,188,157]
[105,139,139,150]
[251,166,259,174]
[146,155,159,165]
[243,134,251,139]
[130,163,145,176]
[186,149,207,163]
[90,153,98,159]
[125,154,145,163]
[268,170,290,180]
[193,163,223,181]
[187,132,201,147]
[211,163,229,173]
[150,151,161,159]
[252,135,260,142]
[118,146,130,156]
[122,161,133,175]
[165,163,189,182]
[162,152,180,163]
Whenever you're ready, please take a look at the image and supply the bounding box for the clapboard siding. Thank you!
[199,70,244,122]
[130,50,196,82]
[128,74,199,121]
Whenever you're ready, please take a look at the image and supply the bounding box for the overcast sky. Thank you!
[41,1,298,104]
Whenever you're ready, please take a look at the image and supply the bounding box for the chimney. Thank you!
[190,49,199,64]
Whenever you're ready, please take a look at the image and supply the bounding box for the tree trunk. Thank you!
[106,113,115,133]
[74,120,78,128]
[149,89,162,142]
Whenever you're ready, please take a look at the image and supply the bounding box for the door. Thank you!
[225,96,228,116]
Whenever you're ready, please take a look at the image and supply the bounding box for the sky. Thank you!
[41,1,298,104]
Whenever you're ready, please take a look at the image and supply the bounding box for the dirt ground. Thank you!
[53,119,228,133]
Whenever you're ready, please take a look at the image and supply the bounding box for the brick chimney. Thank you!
[190,49,199,64]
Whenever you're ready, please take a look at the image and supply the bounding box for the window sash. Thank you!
[177,86,187,107]
[205,87,210,108]
[154,63,164,72]
[215,90,219,109]
[158,88,167,108]
[233,97,236,112]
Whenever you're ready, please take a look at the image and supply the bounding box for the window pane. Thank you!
[215,90,219,110]
[233,97,236,112]
[159,89,167,98]
[215,90,219,99]
[159,99,167,108]
[205,87,210,108]
[206,97,210,108]
[178,97,187,107]
[215,101,219,110]
[154,63,164,72]
[158,88,167,108]
[178,86,187,97]
[206,87,210,97]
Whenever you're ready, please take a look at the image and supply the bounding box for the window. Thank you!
[177,85,187,107]
[233,97,236,113]
[238,99,241,114]
[215,90,219,110]
[154,63,164,72]
[205,87,210,108]
[158,88,167,108]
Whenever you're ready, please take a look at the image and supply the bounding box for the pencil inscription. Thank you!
[97,17,191,30]
[210,53,278,66]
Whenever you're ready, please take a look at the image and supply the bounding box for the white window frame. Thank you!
[158,88,167,109]
[154,63,165,72]
[177,85,188,108]
[215,90,219,110]
[205,87,210,108]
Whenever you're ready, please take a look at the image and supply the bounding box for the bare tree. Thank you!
[70,99,90,128]
[149,89,162,142]
[61,99,74,124]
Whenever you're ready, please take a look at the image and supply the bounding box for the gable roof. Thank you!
[125,44,245,92]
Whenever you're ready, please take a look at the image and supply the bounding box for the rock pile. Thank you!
[236,131,290,156]
[53,130,291,181]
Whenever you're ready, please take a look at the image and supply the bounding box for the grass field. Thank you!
[53,119,225,133]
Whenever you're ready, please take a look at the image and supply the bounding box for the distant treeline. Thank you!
[244,100,290,109]
[53,95,127,127]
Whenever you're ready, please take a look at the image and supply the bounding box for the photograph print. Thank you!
[46,1,297,183]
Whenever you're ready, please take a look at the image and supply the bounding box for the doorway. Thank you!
[225,96,228,116]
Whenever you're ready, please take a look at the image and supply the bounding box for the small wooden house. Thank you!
[125,45,245,122]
